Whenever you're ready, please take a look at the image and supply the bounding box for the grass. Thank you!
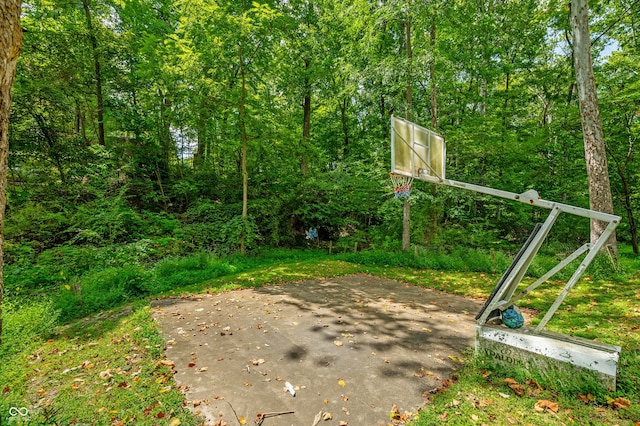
[1,304,199,425]
[1,247,639,425]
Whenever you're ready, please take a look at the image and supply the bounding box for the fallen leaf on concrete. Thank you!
[389,404,400,419]
[334,340,344,347]
[337,379,346,387]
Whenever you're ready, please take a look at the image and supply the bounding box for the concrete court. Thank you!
[152,275,483,425]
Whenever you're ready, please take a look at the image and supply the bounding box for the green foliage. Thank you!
[152,253,238,292]
[54,266,151,322]
[0,306,201,426]
[4,201,71,254]
[338,246,511,274]
[69,197,146,245]
[7,0,640,259]
[0,300,59,363]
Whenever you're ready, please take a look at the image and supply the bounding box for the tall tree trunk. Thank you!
[402,7,413,251]
[571,0,618,256]
[240,42,248,255]
[75,99,88,144]
[429,20,438,130]
[0,0,23,346]
[340,97,349,157]
[82,0,105,146]
[405,17,413,120]
[618,172,638,254]
[156,89,172,182]
[608,115,638,254]
[301,59,311,176]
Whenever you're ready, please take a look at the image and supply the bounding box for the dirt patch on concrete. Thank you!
[152,274,483,425]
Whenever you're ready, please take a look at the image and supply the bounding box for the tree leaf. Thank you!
[609,397,631,409]
[534,400,559,413]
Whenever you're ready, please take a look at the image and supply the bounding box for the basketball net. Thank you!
[389,173,413,198]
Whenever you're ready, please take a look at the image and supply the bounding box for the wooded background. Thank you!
[5,0,639,261]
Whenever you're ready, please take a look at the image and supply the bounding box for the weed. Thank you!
[0,300,59,363]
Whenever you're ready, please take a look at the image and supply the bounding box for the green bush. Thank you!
[55,266,151,322]
[338,247,511,274]
[0,299,59,362]
[152,253,238,292]
[4,201,71,252]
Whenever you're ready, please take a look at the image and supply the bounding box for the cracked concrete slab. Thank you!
[152,275,482,425]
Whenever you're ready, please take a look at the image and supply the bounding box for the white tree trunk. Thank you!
[571,0,618,256]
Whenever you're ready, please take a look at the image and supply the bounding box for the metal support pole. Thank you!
[535,219,619,332]
[477,207,560,324]
[500,243,592,309]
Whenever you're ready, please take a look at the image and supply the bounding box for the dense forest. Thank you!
[4,0,640,268]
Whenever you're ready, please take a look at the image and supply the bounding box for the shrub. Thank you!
[4,201,71,252]
[151,253,238,292]
[0,299,59,362]
[55,266,150,322]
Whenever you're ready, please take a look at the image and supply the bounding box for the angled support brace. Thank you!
[412,176,621,332]
[535,219,619,332]
[502,243,591,309]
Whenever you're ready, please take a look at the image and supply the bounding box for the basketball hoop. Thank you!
[390,173,413,198]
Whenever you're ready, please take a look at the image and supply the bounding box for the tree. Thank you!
[1,0,24,345]
[571,0,618,256]
[402,1,414,251]
[597,0,640,254]
[81,0,106,146]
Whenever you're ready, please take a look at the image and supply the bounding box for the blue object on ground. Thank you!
[502,305,524,329]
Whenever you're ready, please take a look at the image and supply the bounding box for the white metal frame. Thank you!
[390,115,621,334]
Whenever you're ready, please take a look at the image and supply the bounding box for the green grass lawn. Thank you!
[1,249,639,425]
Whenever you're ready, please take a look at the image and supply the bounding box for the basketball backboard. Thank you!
[391,115,445,181]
